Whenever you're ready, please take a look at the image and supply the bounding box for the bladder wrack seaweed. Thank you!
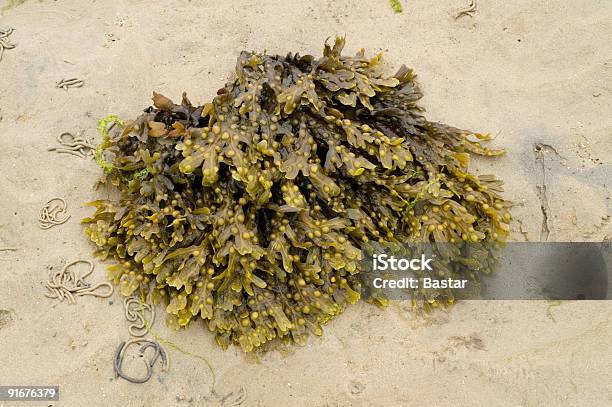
[84,37,511,352]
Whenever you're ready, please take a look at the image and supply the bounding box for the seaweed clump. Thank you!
[84,37,511,352]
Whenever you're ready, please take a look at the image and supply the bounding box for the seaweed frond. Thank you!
[389,0,403,13]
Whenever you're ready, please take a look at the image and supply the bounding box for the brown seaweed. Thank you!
[83,37,511,352]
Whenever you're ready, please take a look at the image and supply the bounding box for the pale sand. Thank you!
[0,1,610,406]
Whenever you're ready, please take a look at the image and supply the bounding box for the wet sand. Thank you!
[0,1,610,406]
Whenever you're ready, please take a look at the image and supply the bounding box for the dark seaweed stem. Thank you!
[84,37,511,352]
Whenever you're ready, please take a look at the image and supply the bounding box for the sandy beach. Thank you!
[0,1,610,406]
